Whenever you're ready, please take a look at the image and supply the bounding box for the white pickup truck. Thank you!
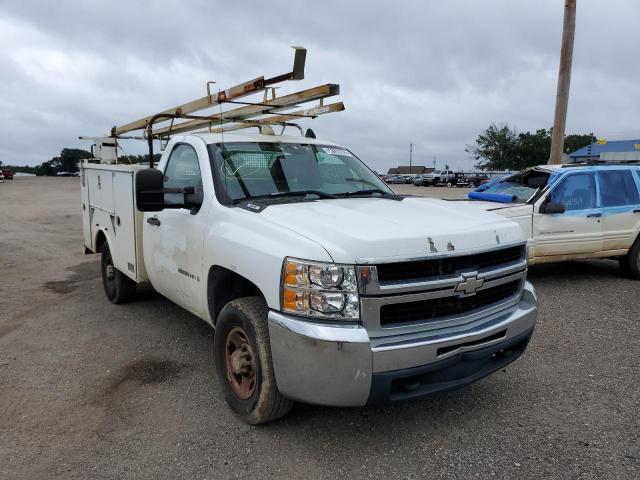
[424,169,455,187]
[80,131,538,423]
[465,163,640,277]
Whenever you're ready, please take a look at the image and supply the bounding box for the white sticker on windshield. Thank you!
[322,147,353,157]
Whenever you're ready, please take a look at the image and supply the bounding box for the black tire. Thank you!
[469,182,477,188]
[620,237,640,279]
[214,297,293,424]
[446,182,453,188]
[101,242,136,303]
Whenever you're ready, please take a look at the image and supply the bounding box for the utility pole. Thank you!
[409,143,414,174]
[433,156,436,170]
[549,0,577,165]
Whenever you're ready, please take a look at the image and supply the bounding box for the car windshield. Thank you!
[474,169,551,203]
[210,142,392,202]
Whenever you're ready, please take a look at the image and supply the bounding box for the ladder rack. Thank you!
[83,47,345,166]
[114,47,343,137]
[112,46,309,137]
[152,83,341,137]
[207,101,345,134]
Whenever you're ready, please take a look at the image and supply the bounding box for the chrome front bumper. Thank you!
[267,281,538,407]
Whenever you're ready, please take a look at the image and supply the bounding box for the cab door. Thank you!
[532,171,603,257]
[143,141,210,317]
[597,169,640,252]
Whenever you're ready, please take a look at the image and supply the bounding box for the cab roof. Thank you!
[532,163,640,173]
[185,131,341,147]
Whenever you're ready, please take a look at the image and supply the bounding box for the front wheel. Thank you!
[101,242,136,303]
[214,297,294,424]
[620,238,640,279]
[446,182,453,188]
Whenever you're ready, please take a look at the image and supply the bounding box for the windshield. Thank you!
[473,169,551,203]
[210,142,391,202]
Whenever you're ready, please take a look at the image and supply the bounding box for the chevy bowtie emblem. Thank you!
[455,273,484,295]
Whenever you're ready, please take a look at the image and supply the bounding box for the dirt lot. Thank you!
[1,177,639,479]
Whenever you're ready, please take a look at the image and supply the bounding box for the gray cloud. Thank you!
[1,0,638,171]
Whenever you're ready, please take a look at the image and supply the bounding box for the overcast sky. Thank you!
[1,0,639,172]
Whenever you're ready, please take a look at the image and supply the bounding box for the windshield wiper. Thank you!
[336,189,403,200]
[233,190,338,204]
[269,190,338,199]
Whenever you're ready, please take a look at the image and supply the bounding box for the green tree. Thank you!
[57,148,92,172]
[34,160,57,176]
[24,149,161,176]
[118,153,161,165]
[3,164,38,174]
[30,148,92,175]
[515,128,551,169]
[469,125,596,171]
[563,133,594,155]
[465,123,519,171]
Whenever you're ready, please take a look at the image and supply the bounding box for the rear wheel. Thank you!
[101,242,136,303]
[620,238,640,279]
[446,182,453,188]
[214,297,294,424]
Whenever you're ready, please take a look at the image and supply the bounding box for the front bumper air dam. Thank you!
[267,281,537,407]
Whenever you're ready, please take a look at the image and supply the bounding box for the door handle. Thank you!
[147,217,161,226]
[587,213,602,218]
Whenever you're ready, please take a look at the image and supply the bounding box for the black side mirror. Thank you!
[136,168,165,212]
[136,168,204,213]
[184,189,204,210]
[541,200,566,214]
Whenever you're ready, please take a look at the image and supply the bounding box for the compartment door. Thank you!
[80,166,92,250]
[111,170,139,281]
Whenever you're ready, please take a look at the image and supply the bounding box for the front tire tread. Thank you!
[621,237,640,279]
[214,297,293,424]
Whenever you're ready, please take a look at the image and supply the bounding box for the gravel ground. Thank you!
[1,177,638,479]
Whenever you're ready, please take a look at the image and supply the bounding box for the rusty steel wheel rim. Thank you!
[105,252,115,281]
[224,327,257,399]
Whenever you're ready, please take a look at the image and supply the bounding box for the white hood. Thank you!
[258,197,525,264]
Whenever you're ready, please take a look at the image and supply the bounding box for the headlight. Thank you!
[281,258,359,320]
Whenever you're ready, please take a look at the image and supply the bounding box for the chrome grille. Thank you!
[357,243,527,337]
[380,280,521,325]
[375,245,525,283]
